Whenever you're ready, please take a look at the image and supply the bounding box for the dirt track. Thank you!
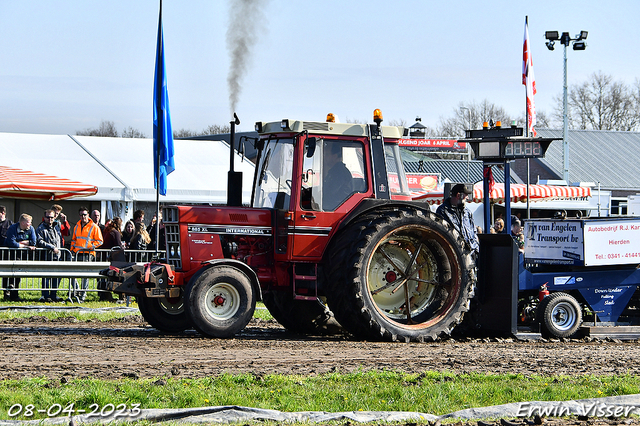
[1,316,640,381]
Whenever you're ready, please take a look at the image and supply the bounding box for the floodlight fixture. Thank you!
[573,42,586,50]
[545,31,559,40]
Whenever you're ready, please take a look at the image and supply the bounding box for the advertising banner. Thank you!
[524,218,640,267]
[524,220,584,265]
[398,139,467,152]
[405,173,440,192]
[583,219,640,266]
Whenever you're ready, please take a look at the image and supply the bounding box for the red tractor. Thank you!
[104,110,476,342]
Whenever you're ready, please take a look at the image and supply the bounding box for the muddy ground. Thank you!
[1,316,639,381]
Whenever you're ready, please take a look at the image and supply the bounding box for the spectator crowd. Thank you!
[0,205,164,303]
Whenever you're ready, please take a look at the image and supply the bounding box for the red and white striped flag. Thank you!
[523,16,537,137]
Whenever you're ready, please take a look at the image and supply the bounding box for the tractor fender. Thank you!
[337,199,435,232]
[190,259,263,301]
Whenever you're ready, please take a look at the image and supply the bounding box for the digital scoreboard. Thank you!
[461,125,559,161]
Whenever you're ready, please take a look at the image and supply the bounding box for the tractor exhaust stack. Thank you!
[227,112,243,206]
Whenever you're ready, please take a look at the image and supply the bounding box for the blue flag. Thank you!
[153,0,174,196]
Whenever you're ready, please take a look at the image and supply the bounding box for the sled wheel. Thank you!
[185,266,256,338]
[325,207,476,342]
[262,291,341,335]
[538,292,582,338]
[136,291,191,333]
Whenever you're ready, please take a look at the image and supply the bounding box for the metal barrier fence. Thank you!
[0,247,165,302]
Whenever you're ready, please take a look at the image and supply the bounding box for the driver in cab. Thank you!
[322,143,353,211]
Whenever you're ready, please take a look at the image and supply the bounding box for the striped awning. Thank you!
[413,183,592,205]
[0,166,98,200]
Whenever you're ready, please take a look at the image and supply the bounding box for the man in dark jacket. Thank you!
[36,209,63,302]
[6,214,37,250]
[5,213,36,301]
[436,184,479,256]
[0,205,14,300]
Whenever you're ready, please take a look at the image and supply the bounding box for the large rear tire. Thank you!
[262,291,341,335]
[185,266,256,338]
[538,292,582,338]
[325,207,476,342]
[136,291,191,333]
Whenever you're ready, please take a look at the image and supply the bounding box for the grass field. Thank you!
[0,372,637,421]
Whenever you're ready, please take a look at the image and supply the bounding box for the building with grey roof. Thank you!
[511,128,640,198]
[402,127,640,199]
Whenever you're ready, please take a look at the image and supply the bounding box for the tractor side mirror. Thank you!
[305,137,319,158]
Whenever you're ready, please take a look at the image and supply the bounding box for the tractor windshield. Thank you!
[252,138,294,209]
[385,143,411,196]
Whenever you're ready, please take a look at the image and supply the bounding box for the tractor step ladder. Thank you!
[292,263,318,301]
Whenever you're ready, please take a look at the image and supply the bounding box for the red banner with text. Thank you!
[398,138,467,152]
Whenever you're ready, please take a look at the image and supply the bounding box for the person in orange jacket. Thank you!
[70,206,103,302]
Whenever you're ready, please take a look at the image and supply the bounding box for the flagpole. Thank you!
[525,17,529,137]
[155,0,163,257]
[153,0,175,257]
[524,16,531,220]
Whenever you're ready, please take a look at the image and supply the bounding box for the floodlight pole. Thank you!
[545,30,588,184]
[562,41,569,183]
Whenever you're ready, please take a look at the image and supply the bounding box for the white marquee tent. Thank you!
[0,132,255,220]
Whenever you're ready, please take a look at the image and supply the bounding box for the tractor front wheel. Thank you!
[185,266,256,338]
[136,291,191,333]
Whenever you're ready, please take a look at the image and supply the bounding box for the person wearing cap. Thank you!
[436,184,479,255]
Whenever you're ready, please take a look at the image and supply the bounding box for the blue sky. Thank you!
[0,0,638,136]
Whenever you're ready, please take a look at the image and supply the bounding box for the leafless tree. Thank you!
[173,128,198,138]
[121,126,146,138]
[437,100,513,137]
[76,121,148,138]
[388,118,407,127]
[76,120,119,137]
[173,124,232,139]
[518,109,552,129]
[202,124,231,135]
[557,71,640,131]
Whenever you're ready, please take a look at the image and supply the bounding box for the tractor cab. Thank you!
[252,113,411,211]
[252,111,411,260]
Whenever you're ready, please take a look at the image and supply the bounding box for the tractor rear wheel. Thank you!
[262,291,341,335]
[185,265,256,338]
[538,292,582,338]
[325,207,476,342]
[136,292,191,333]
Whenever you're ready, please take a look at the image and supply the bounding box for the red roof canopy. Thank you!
[413,183,592,205]
[0,166,98,200]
